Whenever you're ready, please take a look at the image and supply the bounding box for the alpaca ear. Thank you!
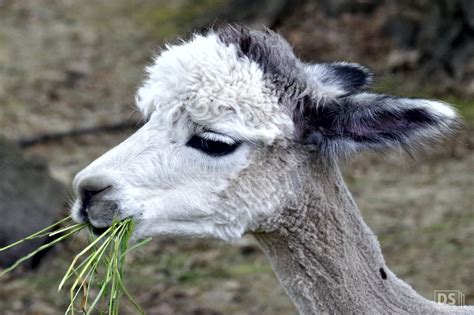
[304,62,373,97]
[295,92,459,157]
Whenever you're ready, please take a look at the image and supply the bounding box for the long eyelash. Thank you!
[200,131,238,145]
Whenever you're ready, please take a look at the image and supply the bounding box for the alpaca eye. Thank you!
[186,134,240,156]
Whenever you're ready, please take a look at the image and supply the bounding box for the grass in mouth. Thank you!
[0,216,151,314]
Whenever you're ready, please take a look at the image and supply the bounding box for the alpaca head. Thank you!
[71,25,458,241]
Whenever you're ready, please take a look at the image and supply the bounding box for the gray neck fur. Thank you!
[252,156,473,314]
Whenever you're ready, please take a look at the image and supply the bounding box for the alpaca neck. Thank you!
[252,158,472,314]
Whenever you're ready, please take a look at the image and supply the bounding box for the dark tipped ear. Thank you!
[295,93,459,157]
[304,62,373,97]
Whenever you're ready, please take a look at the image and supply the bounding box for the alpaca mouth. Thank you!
[91,225,110,236]
[89,216,135,236]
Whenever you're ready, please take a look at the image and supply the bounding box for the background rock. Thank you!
[0,137,65,268]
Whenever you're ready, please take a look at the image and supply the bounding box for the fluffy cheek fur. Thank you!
[132,145,300,242]
[72,117,299,241]
[72,119,287,241]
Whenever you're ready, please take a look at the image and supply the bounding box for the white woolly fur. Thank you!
[72,29,459,242]
[135,33,294,144]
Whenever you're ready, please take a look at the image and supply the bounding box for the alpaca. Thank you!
[71,25,473,314]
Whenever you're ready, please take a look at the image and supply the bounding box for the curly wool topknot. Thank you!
[135,31,295,144]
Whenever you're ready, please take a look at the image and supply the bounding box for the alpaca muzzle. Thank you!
[78,186,119,230]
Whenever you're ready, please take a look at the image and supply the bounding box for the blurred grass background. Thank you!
[0,0,472,314]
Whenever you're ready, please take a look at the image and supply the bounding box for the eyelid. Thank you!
[200,131,239,145]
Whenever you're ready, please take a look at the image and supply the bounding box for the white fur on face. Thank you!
[71,29,459,241]
[72,33,294,241]
[136,33,293,143]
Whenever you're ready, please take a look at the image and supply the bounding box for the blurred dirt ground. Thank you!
[0,1,473,314]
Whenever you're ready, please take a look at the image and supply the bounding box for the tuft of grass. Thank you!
[0,216,151,314]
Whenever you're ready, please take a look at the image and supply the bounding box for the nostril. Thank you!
[79,185,112,221]
[82,186,111,200]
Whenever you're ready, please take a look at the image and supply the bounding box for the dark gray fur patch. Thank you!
[209,24,376,143]
[323,62,373,95]
[200,24,456,157]
[211,24,372,101]
[299,93,457,157]
[209,24,313,141]
[212,24,301,81]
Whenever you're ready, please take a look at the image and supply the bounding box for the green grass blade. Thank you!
[0,216,72,252]
[58,225,115,291]
[0,225,83,278]
[120,237,152,259]
[1,216,151,314]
